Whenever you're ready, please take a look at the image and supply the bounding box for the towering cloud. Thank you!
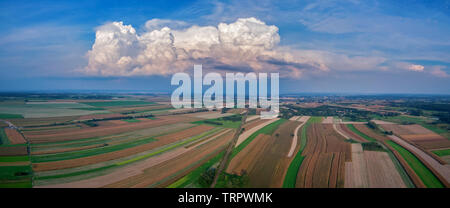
[84,18,327,77]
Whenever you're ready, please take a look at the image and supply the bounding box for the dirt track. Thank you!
[235,118,279,147]
[287,116,310,157]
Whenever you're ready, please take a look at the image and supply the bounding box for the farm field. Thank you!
[226,120,299,187]
[380,124,450,153]
[295,122,350,188]
[386,140,444,188]
[0,94,449,188]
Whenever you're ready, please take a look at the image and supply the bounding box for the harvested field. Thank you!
[0,146,28,156]
[345,144,369,188]
[372,120,395,125]
[25,115,201,143]
[289,116,300,121]
[242,119,267,132]
[364,151,407,187]
[36,129,233,188]
[322,116,333,124]
[337,124,367,142]
[381,124,433,135]
[333,124,349,140]
[32,125,214,171]
[235,118,279,147]
[226,134,271,176]
[297,116,310,123]
[380,124,450,151]
[231,121,301,187]
[245,115,259,123]
[4,128,26,144]
[353,124,387,141]
[107,120,128,125]
[295,123,350,188]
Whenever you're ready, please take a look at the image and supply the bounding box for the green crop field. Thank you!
[308,116,323,123]
[0,113,23,119]
[0,155,30,162]
[432,149,450,157]
[123,119,141,123]
[0,128,10,145]
[386,140,443,188]
[0,165,33,188]
[283,117,313,188]
[346,124,377,142]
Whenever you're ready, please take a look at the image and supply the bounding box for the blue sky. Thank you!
[0,0,449,94]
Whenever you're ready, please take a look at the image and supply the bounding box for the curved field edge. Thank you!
[231,119,286,159]
[386,140,444,188]
[346,124,376,142]
[282,118,316,188]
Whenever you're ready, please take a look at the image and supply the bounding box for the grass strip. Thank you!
[346,124,377,142]
[231,119,286,158]
[386,140,443,188]
[0,128,10,146]
[283,117,313,187]
[0,155,30,162]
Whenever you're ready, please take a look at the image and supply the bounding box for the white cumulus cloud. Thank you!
[84,17,384,77]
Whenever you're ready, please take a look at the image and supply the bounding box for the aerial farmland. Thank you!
[0,93,449,188]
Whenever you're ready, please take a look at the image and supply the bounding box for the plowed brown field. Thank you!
[227,120,301,187]
[4,128,26,144]
[296,124,350,188]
